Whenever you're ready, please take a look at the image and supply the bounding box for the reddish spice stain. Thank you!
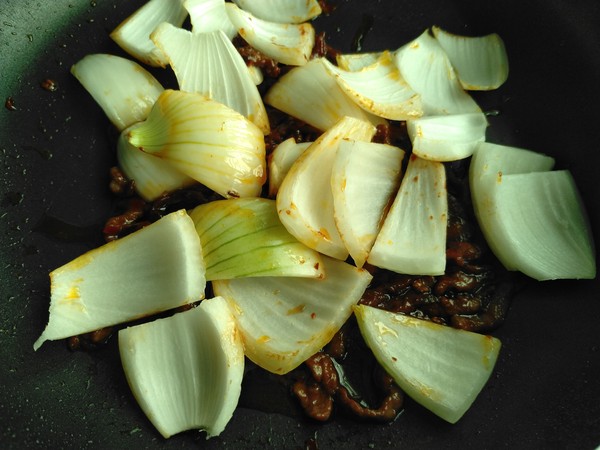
[5,97,16,111]
[311,312,317,319]
[41,78,58,92]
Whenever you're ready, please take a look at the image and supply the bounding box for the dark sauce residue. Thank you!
[351,14,374,52]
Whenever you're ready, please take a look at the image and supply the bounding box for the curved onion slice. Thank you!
[184,0,238,39]
[407,112,488,161]
[225,3,315,66]
[189,198,324,280]
[151,24,269,134]
[71,54,164,132]
[331,140,405,268]
[265,58,385,131]
[432,26,509,91]
[480,170,595,280]
[268,138,312,197]
[469,142,555,271]
[354,304,501,424]
[33,210,206,350]
[119,296,244,438]
[127,90,266,199]
[213,256,372,374]
[117,127,195,201]
[110,0,187,67]
[394,30,481,115]
[276,116,376,260]
[336,51,381,72]
[232,0,322,23]
[322,52,423,120]
[368,155,447,275]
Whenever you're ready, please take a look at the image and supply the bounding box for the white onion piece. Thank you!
[151,24,270,134]
[482,170,595,280]
[407,112,488,161]
[110,0,187,67]
[127,90,266,199]
[213,256,372,374]
[247,65,264,85]
[225,3,315,66]
[394,30,481,115]
[469,142,555,271]
[71,54,164,132]
[368,155,447,275]
[276,116,376,260]
[119,296,244,438]
[265,58,385,131]
[354,304,501,424]
[322,52,423,121]
[336,51,381,71]
[232,0,322,23]
[432,26,509,91]
[268,138,312,197]
[34,210,206,350]
[189,198,324,280]
[116,127,196,201]
[331,140,405,268]
[184,0,238,39]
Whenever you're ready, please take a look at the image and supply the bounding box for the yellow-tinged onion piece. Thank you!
[232,0,322,24]
[184,0,237,39]
[432,26,509,91]
[322,52,423,121]
[336,51,381,72]
[276,116,376,260]
[33,210,206,350]
[119,296,244,438]
[151,24,269,134]
[368,155,448,275]
[331,140,405,268]
[116,127,196,202]
[394,29,481,115]
[354,304,501,424]
[407,112,488,161]
[469,142,555,271]
[126,89,266,199]
[213,256,372,375]
[71,53,164,132]
[268,138,312,197]
[225,3,315,66]
[265,58,385,132]
[110,0,187,67]
[189,198,324,280]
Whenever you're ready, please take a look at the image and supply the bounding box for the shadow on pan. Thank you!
[0,1,599,448]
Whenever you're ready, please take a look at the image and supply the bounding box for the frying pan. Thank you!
[1,0,599,448]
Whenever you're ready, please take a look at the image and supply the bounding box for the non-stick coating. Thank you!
[1,1,599,448]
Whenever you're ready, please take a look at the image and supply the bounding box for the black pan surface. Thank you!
[1,1,599,448]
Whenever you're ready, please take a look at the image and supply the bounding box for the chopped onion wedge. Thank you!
[407,112,488,161]
[225,3,315,66]
[480,170,595,280]
[331,140,405,268]
[126,89,266,199]
[116,127,196,201]
[151,24,270,134]
[71,54,164,132]
[276,116,376,260]
[189,198,324,280]
[213,256,372,374]
[469,142,556,271]
[322,52,423,121]
[268,138,312,197]
[232,0,322,24]
[110,0,188,67]
[336,51,381,72]
[368,155,447,275]
[119,296,244,438]
[354,304,501,424]
[265,58,385,132]
[432,26,509,91]
[394,29,481,115]
[33,210,206,350]
[184,0,238,39]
